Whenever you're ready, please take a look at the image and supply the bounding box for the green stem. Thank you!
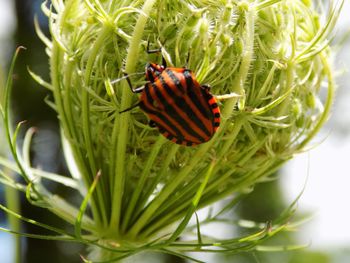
[126,140,213,238]
[216,5,256,158]
[166,161,215,243]
[233,5,255,95]
[298,53,334,149]
[49,1,105,226]
[81,26,113,227]
[140,143,179,207]
[121,136,165,232]
[109,0,157,234]
[218,4,256,122]
[62,61,91,182]
[4,172,21,263]
[217,116,244,159]
[199,158,287,209]
[3,47,31,183]
[141,139,265,238]
[62,61,78,143]
[277,61,294,117]
[255,0,283,11]
[82,27,111,177]
[51,43,102,227]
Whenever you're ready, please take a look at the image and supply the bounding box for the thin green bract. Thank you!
[0,0,343,261]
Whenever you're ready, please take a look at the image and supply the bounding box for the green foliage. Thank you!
[0,0,344,261]
[289,250,331,263]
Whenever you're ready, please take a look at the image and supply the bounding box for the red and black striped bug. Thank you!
[121,51,220,146]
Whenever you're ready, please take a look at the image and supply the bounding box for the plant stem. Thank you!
[126,141,213,238]
[298,52,334,149]
[109,0,158,235]
[81,26,113,227]
[121,136,165,232]
[4,172,21,263]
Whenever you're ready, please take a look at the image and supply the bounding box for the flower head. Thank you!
[0,0,343,261]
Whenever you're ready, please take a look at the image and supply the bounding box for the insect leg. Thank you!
[119,101,141,113]
[146,42,167,68]
[148,120,157,127]
[146,41,162,54]
[123,71,146,93]
[201,84,211,91]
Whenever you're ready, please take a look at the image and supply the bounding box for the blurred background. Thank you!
[0,0,349,262]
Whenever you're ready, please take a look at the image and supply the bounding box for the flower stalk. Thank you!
[110,0,158,235]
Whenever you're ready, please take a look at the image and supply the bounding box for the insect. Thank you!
[121,53,220,146]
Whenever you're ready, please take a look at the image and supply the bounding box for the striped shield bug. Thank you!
[121,50,221,146]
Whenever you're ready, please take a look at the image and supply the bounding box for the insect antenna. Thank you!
[110,72,144,85]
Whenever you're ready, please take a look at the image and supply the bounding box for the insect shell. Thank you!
[123,62,220,146]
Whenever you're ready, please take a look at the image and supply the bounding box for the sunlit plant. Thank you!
[0,0,344,261]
